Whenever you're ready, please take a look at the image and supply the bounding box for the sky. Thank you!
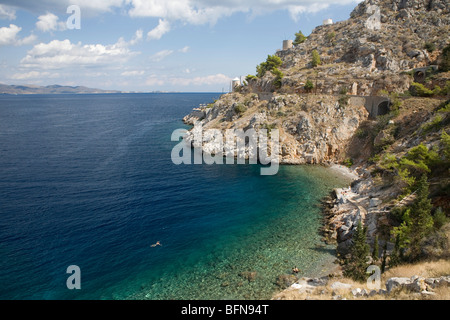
[0,0,363,92]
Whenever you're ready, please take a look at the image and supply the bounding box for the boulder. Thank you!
[330,281,352,290]
[406,276,427,292]
[386,277,411,293]
[276,274,299,289]
[369,198,383,208]
[424,276,450,289]
[352,288,362,297]
[361,288,370,297]
[307,277,329,287]
[368,289,378,297]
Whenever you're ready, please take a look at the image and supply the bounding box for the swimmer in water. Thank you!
[151,241,162,247]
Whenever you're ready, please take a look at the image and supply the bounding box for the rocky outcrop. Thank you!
[273,274,450,300]
[254,0,450,96]
[386,275,450,294]
[182,93,369,164]
[321,173,392,254]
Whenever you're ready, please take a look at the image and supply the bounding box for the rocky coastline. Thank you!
[180,0,450,299]
[273,164,450,300]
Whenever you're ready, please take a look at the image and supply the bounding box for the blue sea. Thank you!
[0,93,350,300]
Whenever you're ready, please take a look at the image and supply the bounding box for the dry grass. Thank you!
[273,259,450,300]
[382,259,450,280]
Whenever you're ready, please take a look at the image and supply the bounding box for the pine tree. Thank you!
[408,174,433,260]
[311,50,321,68]
[381,241,388,273]
[372,235,379,262]
[440,44,450,72]
[433,207,447,230]
[389,234,401,268]
[304,80,314,92]
[294,30,307,46]
[343,220,370,282]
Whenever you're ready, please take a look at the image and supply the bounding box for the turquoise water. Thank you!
[0,93,350,300]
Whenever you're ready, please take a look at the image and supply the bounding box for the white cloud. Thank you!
[0,4,16,20]
[20,38,139,69]
[0,24,21,45]
[144,73,231,88]
[128,0,363,25]
[36,13,66,32]
[129,29,143,45]
[150,49,174,62]
[147,19,171,41]
[0,0,125,16]
[179,46,190,53]
[16,34,38,46]
[3,0,363,21]
[145,75,165,86]
[70,0,124,12]
[10,71,60,80]
[171,73,231,86]
[0,24,36,47]
[121,70,145,76]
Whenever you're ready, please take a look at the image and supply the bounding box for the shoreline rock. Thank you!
[272,274,450,300]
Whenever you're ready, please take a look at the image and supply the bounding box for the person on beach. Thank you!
[151,241,162,247]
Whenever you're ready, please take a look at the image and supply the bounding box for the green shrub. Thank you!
[433,207,447,230]
[356,128,369,139]
[256,55,283,78]
[343,158,353,167]
[338,95,349,107]
[441,131,450,160]
[262,122,277,134]
[311,50,321,68]
[410,82,434,97]
[304,81,314,93]
[379,144,440,189]
[234,104,247,115]
[421,115,443,133]
[245,74,257,82]
[326,32,336,45]
[440,81,450,96]
[369,154,381,164]
[326,31,336,41]
[379,153,398,172]
[294,30,307,46]
[271,68,284,89]
[339,86,348,95]
[304,80,314,92]
[424,42,436,53]
[439,44,450,72]
[403,143,439,173]
[390,94,402,112]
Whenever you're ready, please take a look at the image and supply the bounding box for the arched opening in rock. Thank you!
[377,101,391,116]
[414,70,426,83]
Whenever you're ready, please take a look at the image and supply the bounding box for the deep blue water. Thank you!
[0,93,349,300]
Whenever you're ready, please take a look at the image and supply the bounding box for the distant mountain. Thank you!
[0,84,122,95]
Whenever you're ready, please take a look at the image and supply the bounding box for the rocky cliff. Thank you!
[258,0,450,95]
[183,0,449,166]
[184,93,369,164]
[181,0,450,299]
